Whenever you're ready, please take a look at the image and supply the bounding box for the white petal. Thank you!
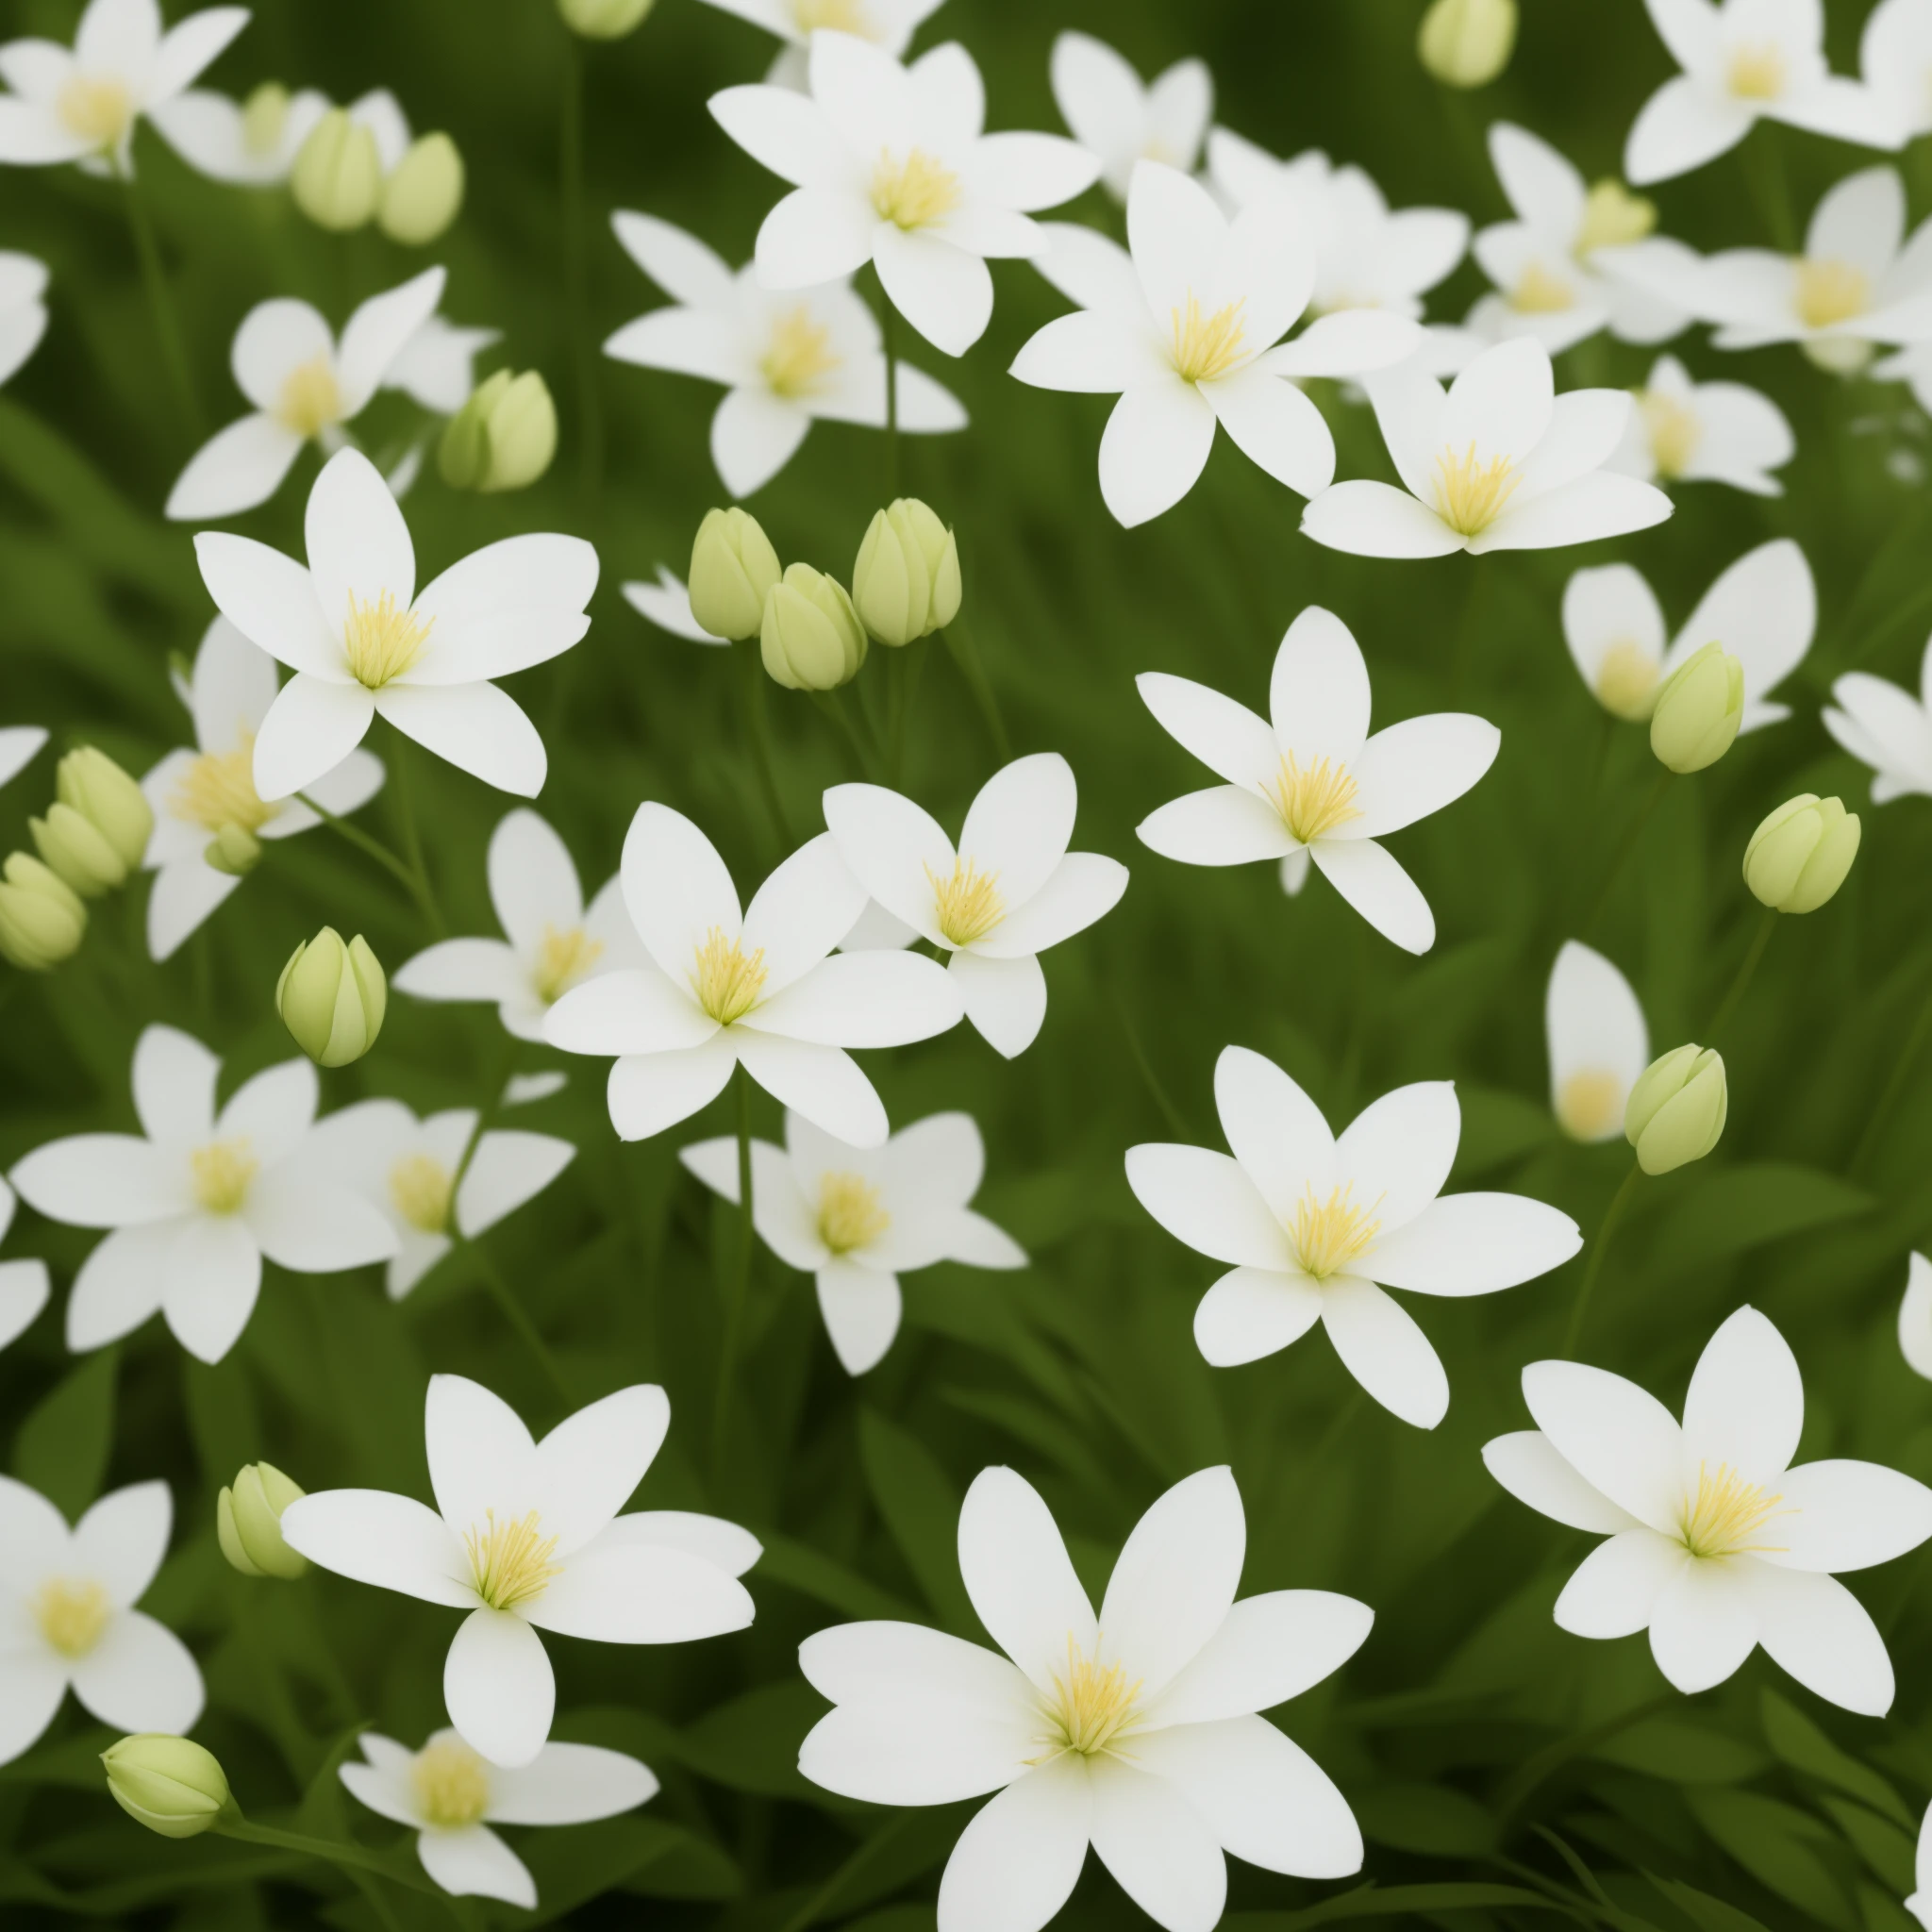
[1137,786,1295,866]
[622,802,742,983]
[958,754,1078,910]
[546,968,716,1058]
[1194,1267,1323,1367]
[10,1135,187,1228]
[949,950,1048,1058]
[1624,76,1752,187]
[1134,674,1277,791]
[253,675,376,802]
[1553,1527,1688,1638]
[710,83,859,191]
[1522,1359,1684,1535]
[1146,1589,1372,1727]
[1301,480,1461,559]
[374,683,546,798]
[874,225,994,358]
[1474,473,1673,554]
[68,1608,204,1735]
[1124,1144,1287,1270]
[1271,607,1372,766]
[131,1024,218,1146]
[1545,941,1649,1135]
[1319,1276,1449,1428]
[1335,1079,1458,1237]
[1648,1558,1757,1694]
[1010,309,1163,395]
[455,1131,574,1239]
[1366,1191,1581,1296]
[1098,1467,1244,1698]
[392,938,527,1007]
[1213,1045,1335,1225]
[936,1755,1092,1932]
[244,1173,399,1274]
[166,414,306,522]
[1901,1253,1932,1380]
[1205,369,1336,498]
[0,1650,68,1767]
[1087,1754,1226,1932]
[816,1259,902,1374]
[711,385,811,496]
[445,1607,555,1768]
[731,1032,885,1147]
[1562,564,1666,695]
[416,1824,536,1907]
[408,536,598,680]
[530,1384,669,1553]
[1741,1561,1895,1716]
[65,1223,173,1350]
[1342,714,1499,840]
[606,1040,740,1142]
[306,448,415,631]
[1482,1431,1640,1534]
[958,1465,1096,1692]
[523,1542,752,1641]
[1665,538,1814,709]
[609,208,738,308]
[594,1509,761,1577]
[1760,1459,1932,1574]
[72,1480,171,1607]
[144,861,241,960]
[0,1258,50,1352]
[741,836,886,1000]
[486,1741,658,1824]
[336,268,448,417]
[755,186,877,289]
[1097,377,1217,528]
[1308,839,1435,954]
[279,1491,475,1607]
[1681,1305,1803,1490]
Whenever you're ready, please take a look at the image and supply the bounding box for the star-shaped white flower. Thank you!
[0,1177,51,1353]
[1606,352,1793,496]
[148,79,326,183]
[1129,1047,1581,1429]
[0,1476,203,1768]
[1137,607,1498,955]
[394,808,644,1043]
[1545,941,1649,1144]
[623,566,725,645]
[341,1727,658,1908]
[1897,1252,1932,1381]
[1012,163,1421,528]
[1049,30,1210,203]
[709,31,1098,357]
[681,1108,1024,1374]
[1303,338,1674,558]
[8,1024,399,1362]
[545,805,963,1145]
[1823,633,1932,804]
[0,250,49,386]
[605,209,964,499]
[1486,1306,1932,1714]
[0,723,47,790]
[1863,0,1932,142]
[823,753,1126,1058]
[195,447,597,801]
[0,0,249,174]
[692,0,946,90]
[1562,540,1814,730]
[280,1374,759,1766]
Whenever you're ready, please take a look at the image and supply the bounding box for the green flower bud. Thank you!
[1649,641,1743,774]
[852,498,962,646]
[379,132,464,245]
[689,508,782,642]
[276,927,387,1067]
[1418,0,1517,87]
[438,371,500,490]
[291,108,382,232]
[32,804,128,896]
[58,746,154,872]
[1624,1043,1726,1176]
[760,564,868,691]
[558,0,657,35]
[0,852,87,971]
[1743,793,1861,914]
[205,824,264,877]
[217,1462,308,1579]
[104,1735,233,1839]
[440,371,558,493]
[241,82,290,160]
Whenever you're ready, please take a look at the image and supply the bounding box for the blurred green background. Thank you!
[7,0,1932,1925]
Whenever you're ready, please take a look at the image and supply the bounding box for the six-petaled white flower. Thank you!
[1606,352,1794,496]
[0,1177,51,1353]
[1824,632,1932,805]
[0,250,50,386]
[1049,30,1211,203]
[1545,941,1650,1143]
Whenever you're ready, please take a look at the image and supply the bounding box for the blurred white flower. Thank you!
[1129,1047,1581,1428]
[623,566,725,645]
[149,78,327,183]
[0,251,50,386]
[1049,30,1210,202]
[692,0,946,90]
[383,313,499,414]
[280,1375,758,1766]
[799,1465,1371,1932]
[1862,0,1932,142]
[605,209,964,499]
[680,1108,1024,1374]
[0,723,47,789]
[1487,1306,1932,1714]
[1137,607,1497,956]
[1607,353,1793,495]
[1824,635,1932,804]
[1545,941,1649,1143]
[0,1177,51,1352]
[1897,1252,1932,1381]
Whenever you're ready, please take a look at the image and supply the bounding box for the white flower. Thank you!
[1824,635,1932,804]
[1913,1798,1932,1931]
[305,1099,575,1301]
[0,0,249,173]
[1137,608,1498,956]
[800,1464,1370,1932]
[709,32,1098,357]
[605,208,964,498]
[1561,540,1814,729]
[139,617,385,961]
[1862,0,1932,142]
[1049,31,1210,203]
[195,446,597,801]
[1485,1305,1932,1714]
[0,1177,51,1353]
[822,754,1126,1058]
[623,566,725,645]
[1545,941,1649,1143]
[7,1024,399,1363]
[0,250,50,386]
[279,1374,759,1766]
[148,79,327,183]
[1607,353,1793,496]
[0,1476,203,1767]
[382,313,500,414]
[165,268,446,521]
[394,808,643,1043]
[692,0,946,90]
[0,722,47,789]
[1624,0,1895,186]
[1128,1047,1581,1429]
[680,1108,1024,1374]
[1897,1252,1932,1380]
[545,805,963,1146]
[1011,164,1421,528]
[1302,338,1674,558]
[341,1727,658,1908]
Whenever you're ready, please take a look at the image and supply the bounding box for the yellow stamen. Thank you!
[818,1171,890,1255]
[1169,293,1249,384]
[389,1153,454,1235]
[791,0,865,28]
[1557,1070,1624,1141]
[1510,261,1576,314]
[411,1738,492,1828]
[275,353,342,438]
[925,858,1005,947]
[1290,1182,1381,1280]
[1793,258,1870,331]
[760,306,841,401]
[1728,42,1786,100]
[1680,1460,1791,1558]
[691,927,767,1025]
[192,1139,258,1216]
[464,1508,561,1611]
[1593,639,1660,722]
[1263,753,1361,845]
[1433,441,1521,538]
[1575,180,1657,257]
[873,148,961,230]
[1033,1633,1143,1762]
[533,924,603,1004]
[342,591,434,691]
[172,736,279,836]
[57,75,131,149]
[34,1578,110,1659]
[1640,388,1701,479]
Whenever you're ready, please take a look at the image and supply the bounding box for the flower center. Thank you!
[411,1738,491,1828]
[1433,441,1521,538]
[34,1577,110,1659]
[691,927,768,1025]
[873,148,961,230]
[818,1171,890,1255]
[192,1138,258,1216]
[1575,179,1657,257]
[1680,1459,1791,1558]
[390,1153,454,1234]
[760,306,841,401]
[1639,390,1701,479]
[58,75,131,148]
[1793,258,1870,330]
[925,858,1005,947]
[533,924,603,1004]
[1169,293,1248,384]
[1593,639,1660,722]
[1510,261,1576,314]
[1557,1069,1624,1141]
[1289,1182,1381,1280]
[342,591,433,691]
[464,1508,561,1611]
[1727,42,1786,100]
[173,737,278,836]
[792,0,867,27]
[276,353,343,437]
[1036,1634,1143,1761]
[1263,753,1361,845]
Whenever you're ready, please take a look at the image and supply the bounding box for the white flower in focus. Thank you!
[383,314,500,414]
[341,1727,658,1907]
[195,447,597,801]
[394,808,643,1043]
[1624,0,1894,185]
[545,806,964,1146]
[0,251,50,385]
[709,33,1099,356]
[166,268,446,521]
[692,0,946,90]
[623,567,725,645]
[1607,353,1793,496]
[823,754,1127,1058]
[0,723,47,789]
[148,79,327,183]
[0,0,249,173]
[1862,0,1932,142]
[1545,941,1649,1143]
[279,1375,759,1766]
[1486,1306,1932,1714]
[799,1465,1371,1932]
[605,210,965,499]
[680,1108,1024,1374]
[0,1477,202,1767]
[1129,1047,1581,1428]
[1303,338,1674,558]
[1561,541,1814,729]
[1049,31,1211,203]
[1137,608,1498,956]
[8,1025,399,1362]
[1897,1252,1932,1381]
[0,1178,51,1352]
[140,617,385,961]
[1824,635,1932,804]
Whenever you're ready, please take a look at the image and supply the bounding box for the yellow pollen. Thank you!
[873,147,962,230]
[818,1171,890,1255]
[759,306,841,400]
[533,924,603,1004]
[691,927,768,1025]
[1593,639,1660,722]
[192,1139,258,1216]
[925,858,1005,947]
[1034,1634,1143,1762]
[1557,1069,1624,1141]
[411,1738,492,1829]
[464,1508,561,1611]
[1169,292,1249,384]
[1680,1460,1792,1558]
[34,1578,111,1659]
[172,736,278,836]
[791,0,866,28]
[275,353,342,437]
[389,1153,454,1235]
[1575,180,1657,257]
[1433,441,1521,538]
[341,591,434,691]
[1728,42,1786,100]
[1290,1183,1381,1280]
[1793,257,1871,331]
[1263,753,1361,845]
[1510,261,1576,314]
[1640,389,1701,479]
[57,75,131,148]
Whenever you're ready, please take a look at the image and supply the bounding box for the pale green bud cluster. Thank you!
[205,824,264,877]
[761,565,869,691]
[103,1736,233,1840]
[380,133,465,245]
[1624,1044,1727,1175]
[1743,794,1860,914]
[276,928,387,1067]
[291,108,382,231]
[558,0,658,36]
[689,508,782,642]
[440,371,558,492]
[1649,641,1743,774]
[1418,0,1518,87]
[217,1462,308,1580]
[851,499,962,647]
[0,853,87,970]
[32,748,154,896]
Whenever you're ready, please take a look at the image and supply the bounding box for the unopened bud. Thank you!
[291,108,381,232]
[58,747,154,872]
[558,0,658,35]
[103,1735,232,1839]
[1649,641,1743,774]
[276,927,386,1067]
[439,370,557,492]
[1576,180,1657,255]
[205,824,264,877]
[217,1462,308,1579]
[1418,0,1517,88]
[1624,1044,1726,1176]
[852,498,961,646]
[32,804,128,896]
[379,132,464,245]
[761,565,868,691]
[0,852,87,970]
[1743,794,1860,914]
[241,82,290,159]
[689,508,781,642]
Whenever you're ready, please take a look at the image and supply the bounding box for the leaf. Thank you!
[1592,1716,1770,1786]
[1761,1690,1916,1828]
[1689,1788,1857,1930]
[1454,1083,1557,1176]
[758,1533,924,1624]
[1645,1873,1773,1932]
[1821,1797,1917,1895]
[10,1349,117,1517]
[1651,1164,1872,1271]
[524,1818,736,1923]
[1355,1780,1496,1857]
[1223,1882,1572,1928]
[858,1407,974,1631]
[677,1681,828,1800]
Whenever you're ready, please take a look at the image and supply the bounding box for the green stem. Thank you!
[884,645,908,786]
[809,689,877,777]
[874,273,901,499]
[1852,969,1932,1175]
[295,791,440,932]
[1563,1161,1641,1358]
[460,1234,573,1405]
[1579,770,1671,940]
[712,1066,755,1483]
[734,639,792,850]
[118,163,202,435]
[1705,906,1778,1041]
[1109,982,1191,1137]
[236,1587,315,1780]
[559,37,601,504]
[1742,126,1796,251]
[215,1815,435,1891]
[383,731,445,936]
[940,619,1011,761]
